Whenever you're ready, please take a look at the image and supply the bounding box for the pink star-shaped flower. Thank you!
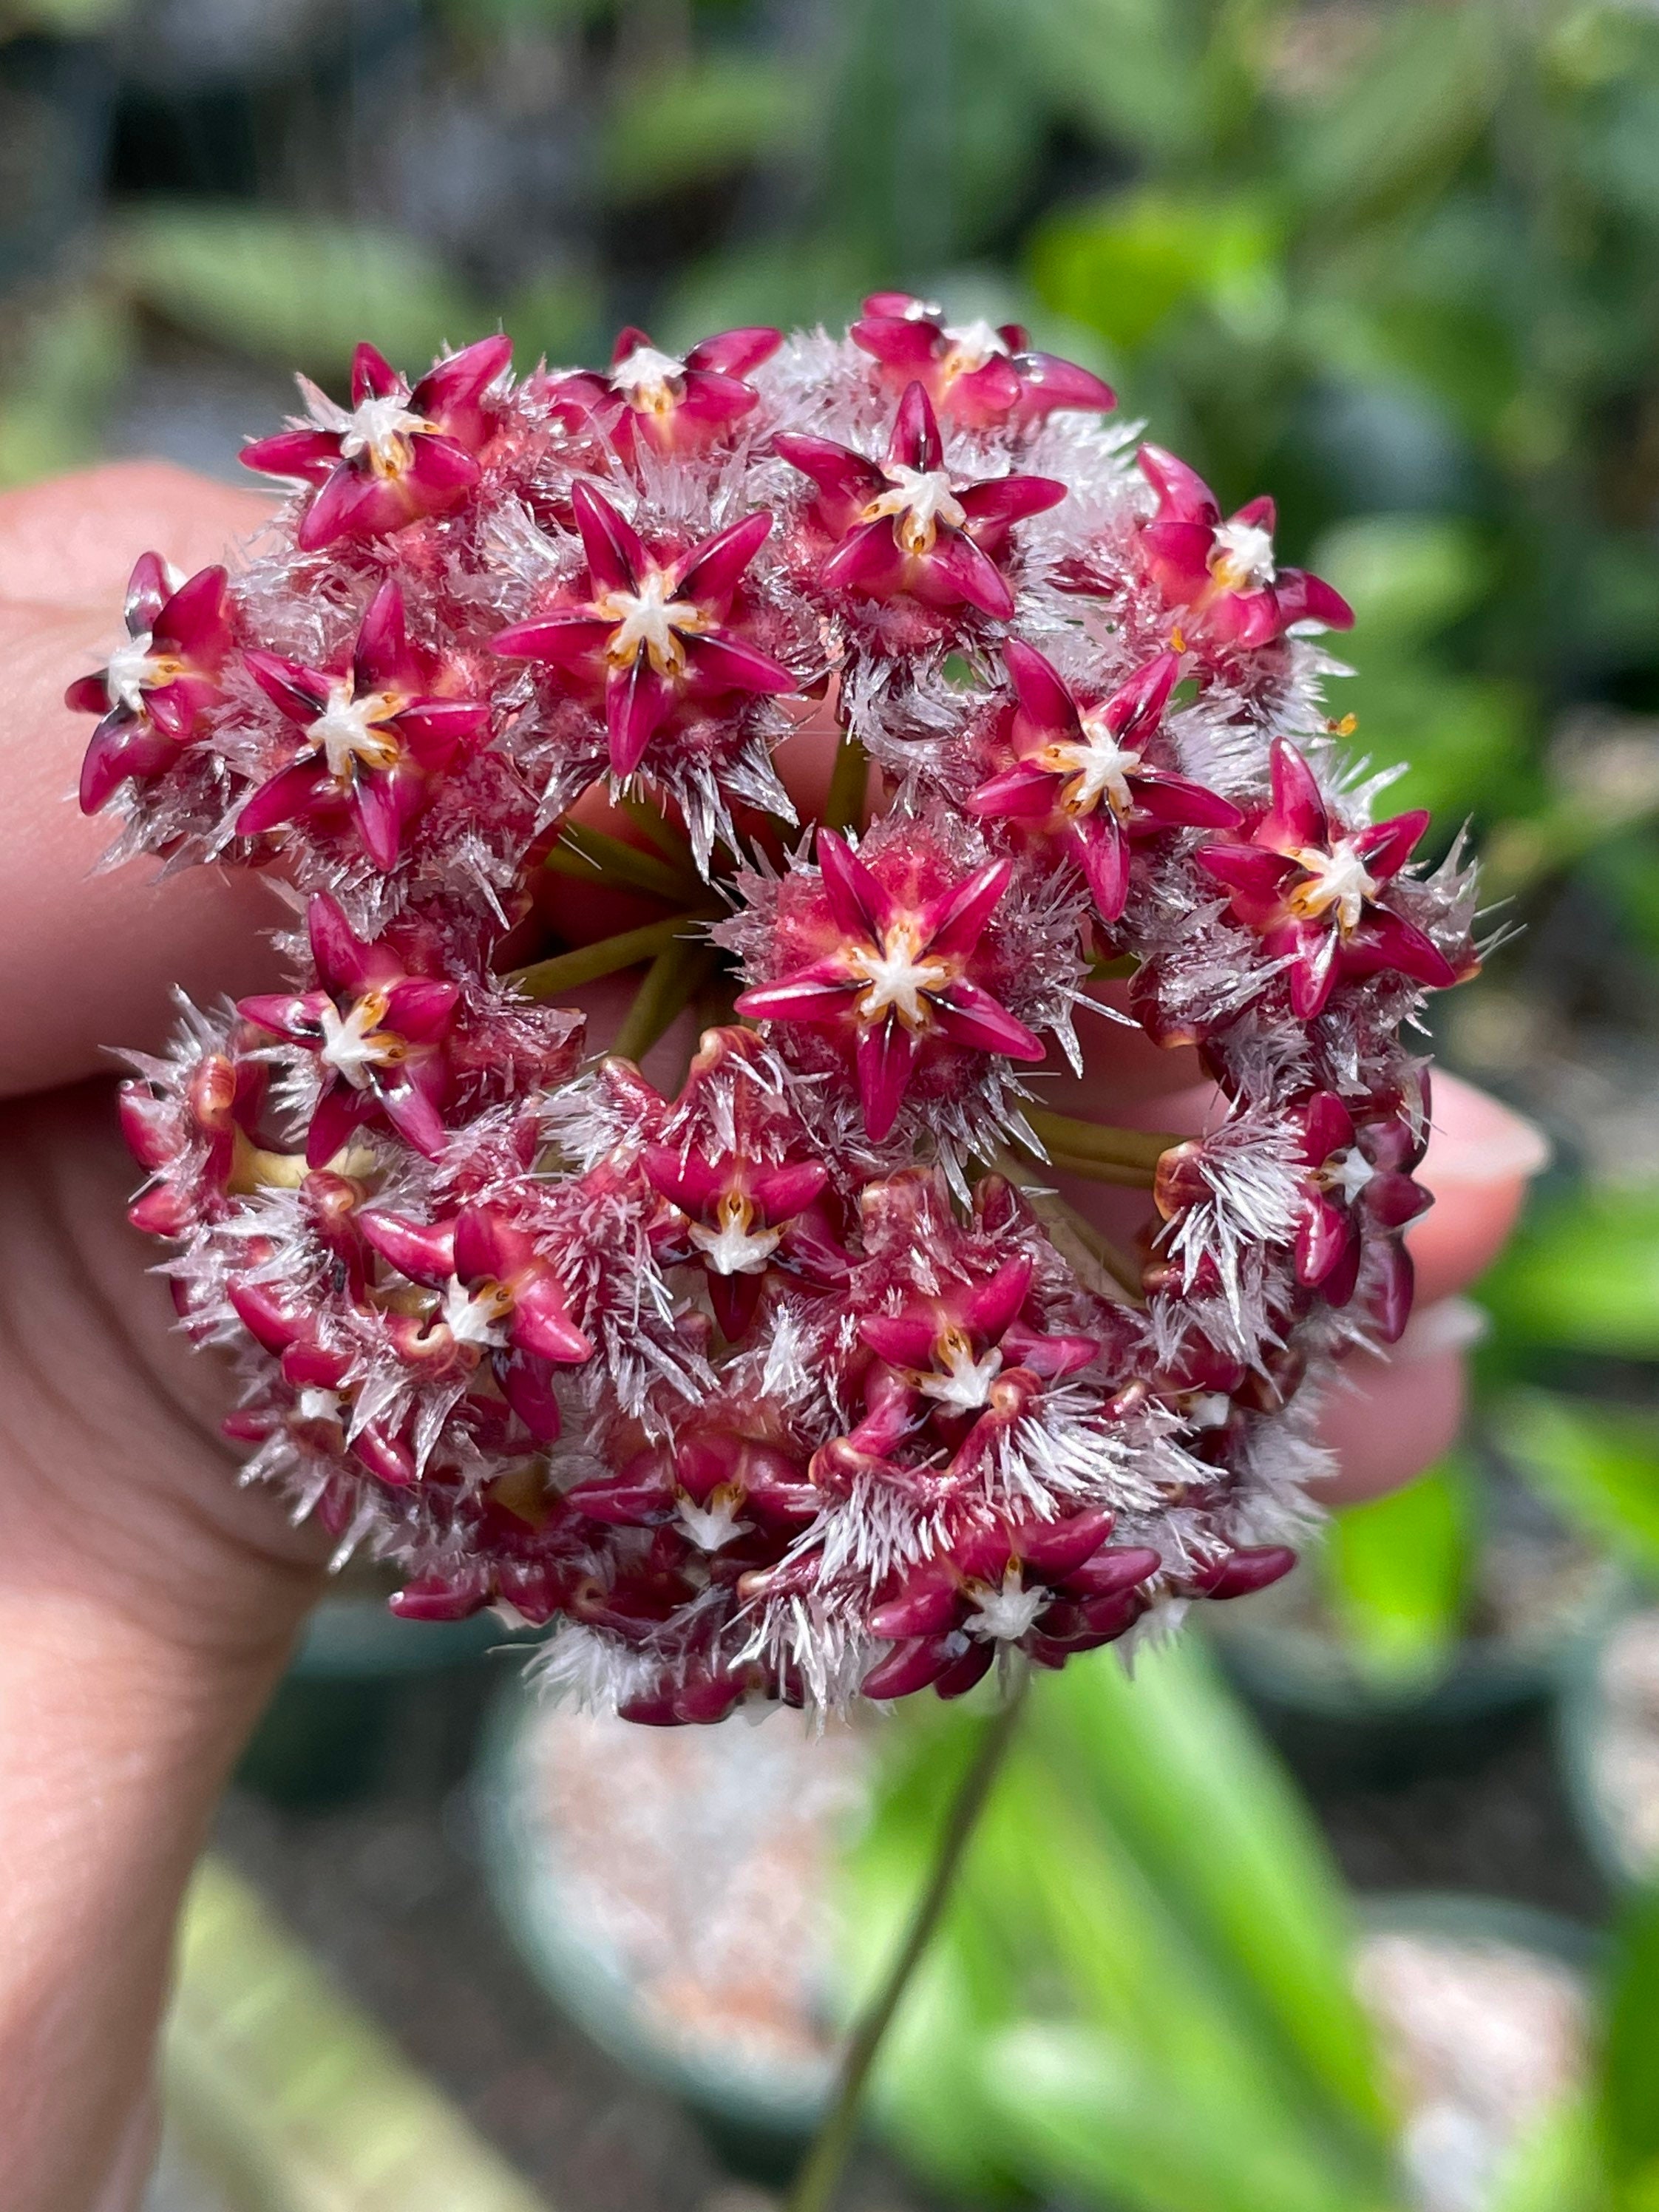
[491,482,798,779]
[774,381,1065,621]
[862,1507,1160,1699]
[237,580,490,870]
[1136,446,1353,648]
[70,552,234,812]
[359,1204,594,1443]
[240,335,511,551]
[1195,739,1459,1017]
[851,293,1115,433]
[238,892,463,1164]
[968,641,1241,921]
[1292,1089,1431,1338]
[540,323,779,461]
[568,1422,821,1550]
[734,828,1045,1140]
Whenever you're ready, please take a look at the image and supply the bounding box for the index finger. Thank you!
[0,464,282,1099]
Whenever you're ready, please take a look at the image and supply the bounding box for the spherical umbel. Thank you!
[74,306,1478,1723]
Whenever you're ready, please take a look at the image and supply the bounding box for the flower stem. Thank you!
[821,731,871,835]
[545,821,703,904]
[784,1674,1031,2212]
[1021,1107,1177,1171]
[507,912,719,1000]
[610,937,716,1064]
[992,1151,1144,1300]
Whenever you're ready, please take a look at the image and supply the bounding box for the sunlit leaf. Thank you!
[1481,1190,1659,1359]
[1599,1884,1659,2186]
[983,2022,1391,2212]
[1320,1455,1476,1688]
[1029,1640,1394,2146]
[1312,515,1493,648]
[1031,188,1283,355]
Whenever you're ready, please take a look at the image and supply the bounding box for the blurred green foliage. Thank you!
[1320,1452,1479,1689]
[848,1643,1659,2212]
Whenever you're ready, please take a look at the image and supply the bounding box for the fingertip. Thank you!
[1409,1070,1551,1303]
[1312,1303,1479,1504]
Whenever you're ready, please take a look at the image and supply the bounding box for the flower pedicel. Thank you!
[73,306,1480,1724]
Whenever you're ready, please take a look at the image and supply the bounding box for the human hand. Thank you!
[0,461,1547,2212]
[0,463,331,2212]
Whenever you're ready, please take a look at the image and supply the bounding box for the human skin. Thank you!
[0,464,1548,2212]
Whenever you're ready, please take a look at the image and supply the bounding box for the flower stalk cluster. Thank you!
[75,303,1479,1723]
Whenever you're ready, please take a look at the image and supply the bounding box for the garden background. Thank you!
[8,1,1659,2208]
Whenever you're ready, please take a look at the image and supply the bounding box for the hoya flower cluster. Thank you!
[75,304,1479,1723]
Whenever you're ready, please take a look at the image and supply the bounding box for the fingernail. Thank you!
[1426,1073,1553,1185]
[1395,1295,1490,1361]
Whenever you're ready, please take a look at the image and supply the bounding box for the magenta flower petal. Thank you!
[1139,444,1221,524]
[361,1211,457,1286]
[1356,809,1431,879]
[857,1021,918,1141]
[498,1348,564,1442]
[491,611,614,668]
[376,1076,448,1160]
[572,481,648,596]
[772,432,884,520]
[1301,1091,1357,1164]
[674,509,771,605]
[955,473,1067,529]
[307,1080,374,1168]
[235,758,328,838]
[351,775,405,871]
[818,517,912,600]
[1004,637,1081,733]
[605,654,678,778]
[861,1634,957,1700]
[78,719,176,812]
[968,762,1062,821]
[684,633,797,698]
[1014,353,1116,418]
[816,828,892,938]
[921,530,1015,619]
[511,1278,594,1365]
[924,856,1014,960]
[1262,738,1330,853]
[239,429,341,484]
[685,326,781,379]
[1069,815,1132,921]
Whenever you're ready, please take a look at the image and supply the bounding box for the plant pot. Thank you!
[1351,1891,1595,2212]
[236,1590,521,1810]
[474,1675,871,2182]
[1555,1600,1659,1890]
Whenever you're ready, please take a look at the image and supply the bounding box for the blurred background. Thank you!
[9,0,1659,2206]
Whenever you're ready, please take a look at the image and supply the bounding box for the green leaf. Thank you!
[1311,515,1493,649]
[1320,1455,1476,1689]
[1496,1391,1659,1581]
[1030,187,1283,356]
[1600,1884,1659,2185]
[1484,2097,1601,2212]
[106,207,483,381]
[1028,1639,1394,2148]
[982,2023,1394,2212]
[602,58,805,200]
[1481,1188,1659,1359]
